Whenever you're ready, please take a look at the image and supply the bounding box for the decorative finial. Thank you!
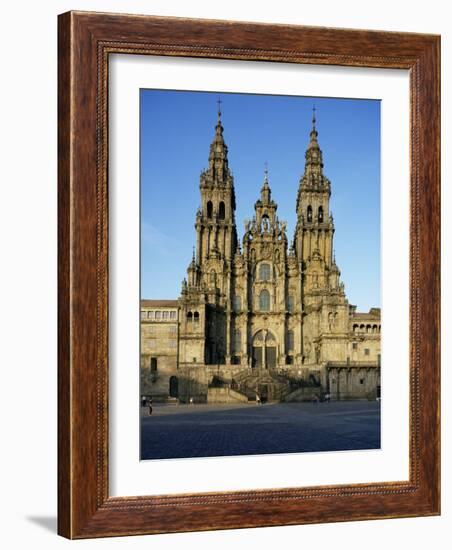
[312,105,317,129]
[264,161,269,183]
[217,97,222,120]
[192,246,196,261]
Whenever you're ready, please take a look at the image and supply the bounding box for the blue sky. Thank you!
[140,90,380,312]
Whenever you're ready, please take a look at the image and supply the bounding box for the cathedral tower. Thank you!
[294,109,348,366]
[179,102,238,366]
[294,108,335,268]
[196,101,238,269]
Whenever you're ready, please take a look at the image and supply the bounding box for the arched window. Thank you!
[193,311,199,323]
[259,263,271,281]
[219,201,225,220]
[287,295,294,313]
[353,324,359,333]
[233,329,241,353]
[259,289,270,312]
[318,206,324,222]
[187,311,193,322]
[233,295,242,311]
[307,205,313,222]
[207,200,213,218]
[286,330,294,351]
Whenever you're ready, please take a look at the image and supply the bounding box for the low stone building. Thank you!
[141,107,380,403]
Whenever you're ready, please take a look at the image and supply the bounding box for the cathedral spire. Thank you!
[201,98,232,188]
[309,106,319,148]
[296,109,331,216]
[217,97,222,122]
[294,110,334,265]
[261,162,271,204]
[305,106,323,169]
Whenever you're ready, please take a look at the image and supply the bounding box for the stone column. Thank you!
[196,224,201,264]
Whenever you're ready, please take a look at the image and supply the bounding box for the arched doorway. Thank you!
[252,330,277,369]
[169,376,179,397]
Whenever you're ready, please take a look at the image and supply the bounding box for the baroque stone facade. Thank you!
[141,107,381,403]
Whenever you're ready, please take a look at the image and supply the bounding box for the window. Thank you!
[259,263,271,281]
[187,311,193,322]
[307,205,312,222]
[193,311,200,323]
[287,330,294,351]
[259,289,270,312]
[210,270,216,284]
[219,201,225,220]
[170,311,176,319]
[364,348,370,356]
[287,295,294,313]
[360,378,364,385]
[150,358,157,372]
[162,311,169,319]
[233,295,242,311]
[318,206,324,222]
[207,200,213,218]
[233,329,241,353]
[148,310,155,319]
[352,342,358,350]
[141,310,147,319]
[155,311,161,320]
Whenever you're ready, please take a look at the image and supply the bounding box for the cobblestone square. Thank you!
[140,401,381,460]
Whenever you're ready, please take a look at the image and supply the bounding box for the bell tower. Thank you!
[294,108,334,267]
[195,100,238,267]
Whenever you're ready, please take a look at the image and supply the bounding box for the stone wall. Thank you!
[326,365,380,400]
[140,304,179,400]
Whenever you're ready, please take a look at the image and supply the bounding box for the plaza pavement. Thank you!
[140,401,381,460]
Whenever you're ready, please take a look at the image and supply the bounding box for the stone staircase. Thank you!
[231,368,291,403]
[208,368,322,404]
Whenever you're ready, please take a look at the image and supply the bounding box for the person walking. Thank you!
[148,397,153,416]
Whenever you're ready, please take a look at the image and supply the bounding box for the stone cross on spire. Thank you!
[309,105,319,146]
[217,97,222,120]
[261,162,271,203]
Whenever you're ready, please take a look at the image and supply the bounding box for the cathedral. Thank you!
[140,105,381,403]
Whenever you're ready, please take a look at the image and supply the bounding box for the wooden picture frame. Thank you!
[58,11,440,538]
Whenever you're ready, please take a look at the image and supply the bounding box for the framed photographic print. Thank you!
[58,11,440,538]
